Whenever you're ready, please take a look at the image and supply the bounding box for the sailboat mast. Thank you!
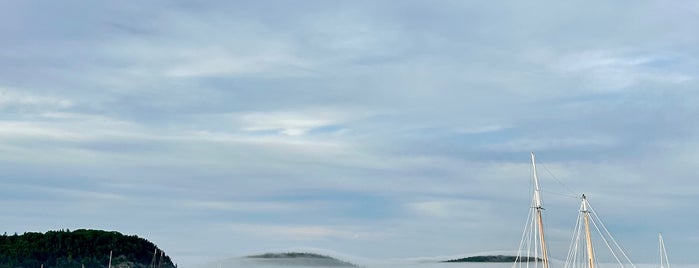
[582,195,595,268]
[659,233,670,268]
[151,249,158,268]
[531,153,549,268]
[159,250,164,268]
[659,234,664,268]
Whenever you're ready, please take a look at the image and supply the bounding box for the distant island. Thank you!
[0,229,176,268]
[443,255,542,263]
[247,252,358,267]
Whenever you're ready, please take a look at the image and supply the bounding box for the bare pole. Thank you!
[159,250,164,268]
[582,195,595,268]
[531,153,550,268]
[151,248,158,268]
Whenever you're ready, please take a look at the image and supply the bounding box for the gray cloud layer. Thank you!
[1,1,698,267]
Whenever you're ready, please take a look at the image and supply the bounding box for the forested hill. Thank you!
[247,252,358,267]
[443,255,541,263]
[0,229,176,268]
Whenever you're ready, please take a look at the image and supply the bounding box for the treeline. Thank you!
[0,229,176,268]
[247,252,336,259]
[443,255,542,262]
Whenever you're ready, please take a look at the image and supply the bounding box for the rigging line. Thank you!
[527,202,535,268]
[571,201,588,268]
[565,211,584,268]
[514,197,537,268]
[588,204,637,268]
[517,196,539,268]
[588,213,625,268]
[540,190,579,199]
[534,205,539,266]
[568,199,586,268]
[573,217,583,268]
[526,217,538,268]
[537,159,579,197]
[660,234,670,268]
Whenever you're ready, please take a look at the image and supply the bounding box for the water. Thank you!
[201,257,697,268]
[202,257,516,268]
[356,261,513,268]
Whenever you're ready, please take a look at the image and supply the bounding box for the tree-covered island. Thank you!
[443,255,542,263]
[247,252,358,267]
[0,229,176,268]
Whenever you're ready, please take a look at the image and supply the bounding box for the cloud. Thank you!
[237,111,337,136]
[550,50,693,90]
[0,121,87,141]
[406,199,495,219]
[231,107,368,136]
[182,200,330,214]
[108,39,314,79]
[0,87,73,110]
[487,136,619,153]
[455,124,511,134]
[225,223,393,241]
[2,1,699,267]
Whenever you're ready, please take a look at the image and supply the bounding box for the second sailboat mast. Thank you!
[531,153,549,268]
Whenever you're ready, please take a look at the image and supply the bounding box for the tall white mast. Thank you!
[531,152,550,268]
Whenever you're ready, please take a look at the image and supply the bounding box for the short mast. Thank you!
[582,195,595,268]
[531,153,550,268]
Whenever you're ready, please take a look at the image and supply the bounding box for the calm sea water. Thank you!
[201,258,693,268]
[204,258,517,268]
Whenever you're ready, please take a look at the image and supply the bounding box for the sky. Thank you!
[1,1,699,267]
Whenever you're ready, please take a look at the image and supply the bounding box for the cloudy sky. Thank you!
[2,1,699,267]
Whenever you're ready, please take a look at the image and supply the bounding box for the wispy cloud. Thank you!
[182,200,331,214]
[0,87,73,110]
[233,107,366,136]
[224,223,394,241]
[550,50,693,90]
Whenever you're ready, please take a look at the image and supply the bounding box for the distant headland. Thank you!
[246,252,358,267]
[443,255,542,263]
